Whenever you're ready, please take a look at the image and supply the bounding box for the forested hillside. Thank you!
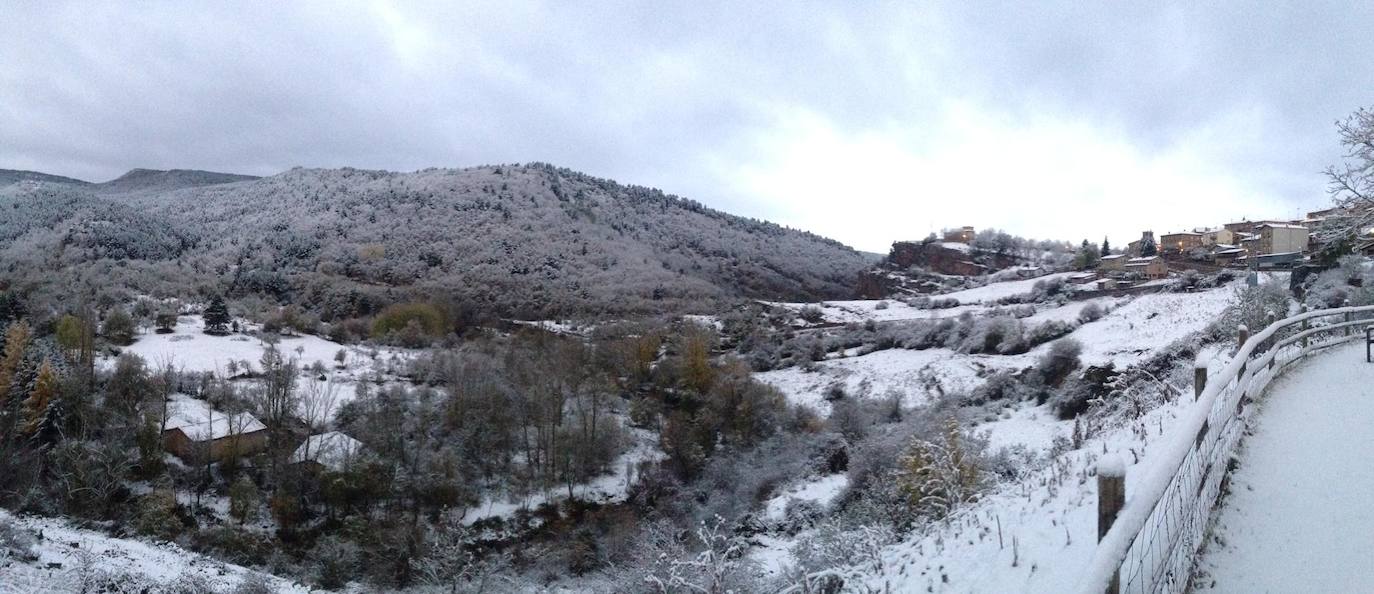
[0,163,872,320]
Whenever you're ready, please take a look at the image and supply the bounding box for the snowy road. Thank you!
[1195,341,1374,593]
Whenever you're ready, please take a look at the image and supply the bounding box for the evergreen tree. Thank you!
[204,295,231,335]
[1076,240,1100,269]
[1101,237,1111,256]
[1141,235,1158,257]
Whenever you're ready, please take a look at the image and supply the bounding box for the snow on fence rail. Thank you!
[1078,304,1374,594]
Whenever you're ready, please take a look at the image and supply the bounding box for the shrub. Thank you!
[231,574,278,594]
[1077,302,1105,323]
[895,419,985,520]
[309,535,361,590]
[1038,338,1083,386]
[154,312,178,333]
[103,309,136,345]
[0,516,37,562]
[134,489,183,541]
[798,305,824,323]
[229,476,260,525]
[371,302,448,341]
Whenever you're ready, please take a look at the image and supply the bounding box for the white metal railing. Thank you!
[1078,304,1374,594]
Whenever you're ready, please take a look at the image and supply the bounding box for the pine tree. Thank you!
[22,359,57,436]
[1141,236,1158,257]
[204,295,231,335]
[1101,236,1111,256]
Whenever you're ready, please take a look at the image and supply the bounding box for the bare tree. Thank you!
[1319,107,1374,246]
[252,344,298,479]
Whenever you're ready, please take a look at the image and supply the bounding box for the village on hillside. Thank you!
[937,207,1356,292]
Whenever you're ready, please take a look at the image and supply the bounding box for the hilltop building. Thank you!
[943,226,976,244]
[1255,223,1308,256]
[1160,231,1203,255]
[1124,256,1167,279]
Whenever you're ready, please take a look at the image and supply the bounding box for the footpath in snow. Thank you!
[1196,341,1374,593]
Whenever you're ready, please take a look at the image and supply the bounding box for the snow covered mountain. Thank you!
[0,163,872,317]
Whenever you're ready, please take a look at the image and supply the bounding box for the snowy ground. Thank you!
[845,346,1244,593]
[103,315,415,421]
[1027,286,1237,367]
[1194,341,1374,592]
[755,348,1028,414]
[763,474,850,522]
[748,283,1249,590]
[0,510,308,594]
[106,316,411,380]
[756,286,1237,417]
[930,272,1077,305]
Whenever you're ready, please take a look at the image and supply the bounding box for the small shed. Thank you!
[162,395,268,463]
[290,431,365,472]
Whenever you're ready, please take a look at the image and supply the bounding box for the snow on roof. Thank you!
[938,241,973,253]
[290,431,364,471]
[1215,248,1245,255]
[1126,256,1160,264]
[1162,231,1201,236]
[1257,223,1308,230]
[164,394,266,442]
[1100,254,1127,260]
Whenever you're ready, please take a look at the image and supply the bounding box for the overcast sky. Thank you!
[2,2,1370,252]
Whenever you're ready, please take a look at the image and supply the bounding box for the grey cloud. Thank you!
[1,1,1367,243]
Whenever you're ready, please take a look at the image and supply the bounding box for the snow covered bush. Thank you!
[0,516,37,563]
[788,520,896,580]
[1304,256,1374,309]
[134,488,183,541]
[1077,301,1105,323]
[643,516,761,594]
[798,305,824,323]
[1220,281,1292,337]
[1025,319,1075,346]
[895,419,986,520]
[1037,338,1083,386]
[309,534,362,590]
[955,316,1027,354]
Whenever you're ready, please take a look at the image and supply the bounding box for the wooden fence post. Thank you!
[1238,324,1249,349]
[1098,455,1126,594]
[1194,359,1208,401]
[1301,305,1309,349]
[1346,300,1352,337]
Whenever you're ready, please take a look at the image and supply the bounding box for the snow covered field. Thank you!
[1194,342,1374,592]
[755,348,1029,414]
[107,316,410,380]
[0,510,307,594]
[931,272,1077,305]
[1034,286,1235,366]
